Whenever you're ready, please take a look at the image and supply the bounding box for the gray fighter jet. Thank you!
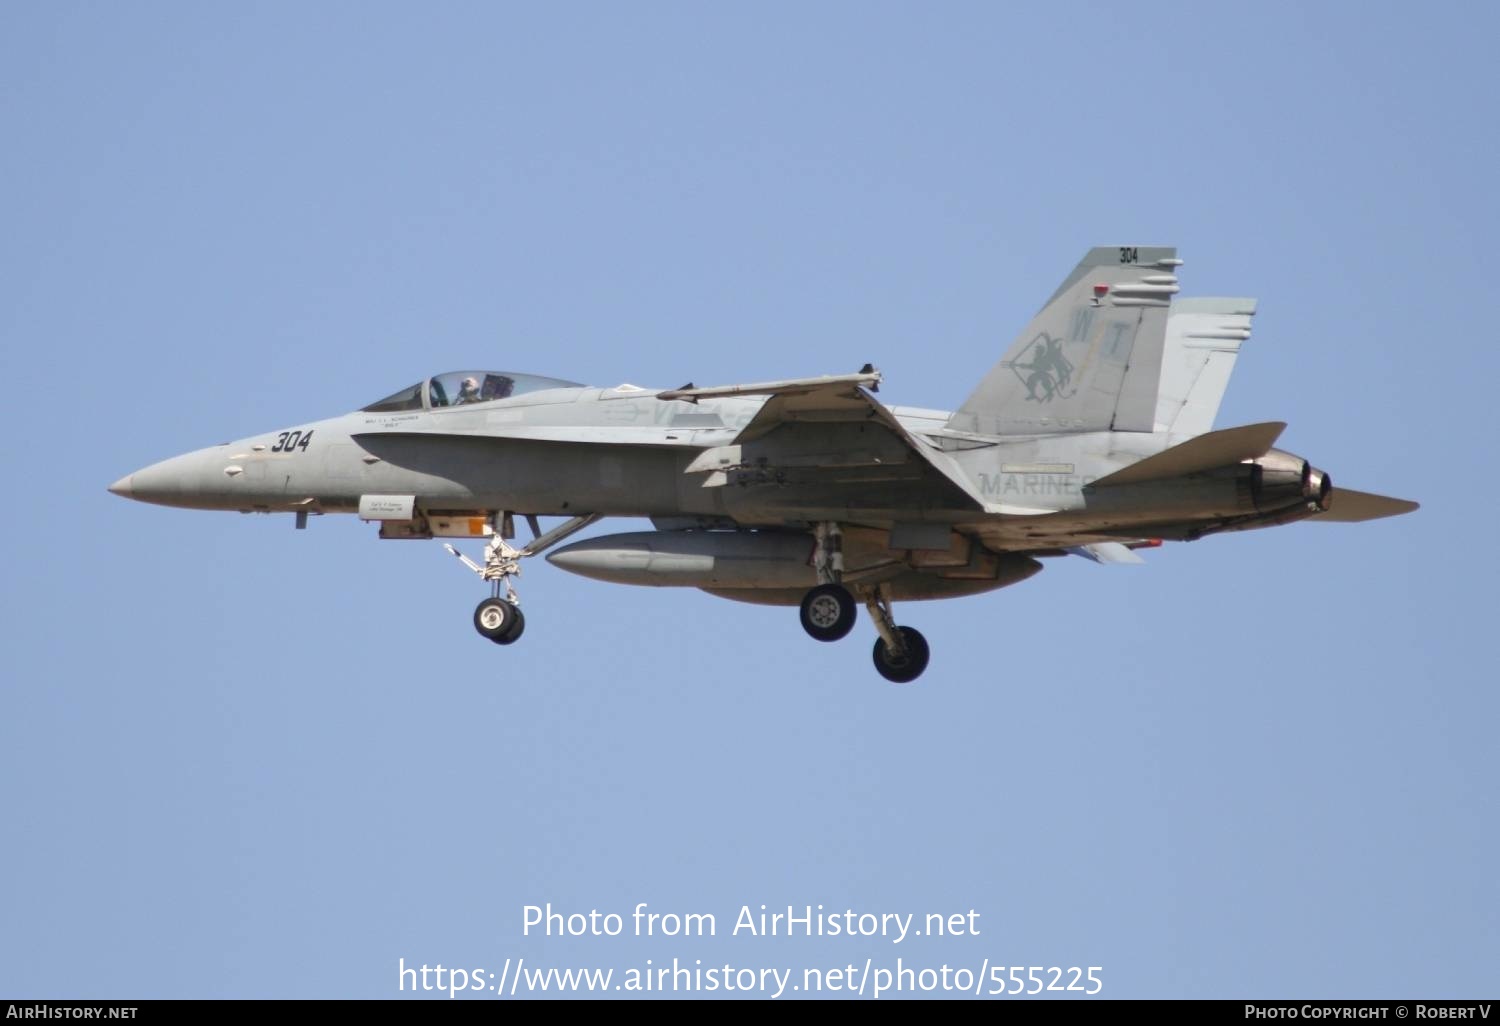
[108,246,1417,682]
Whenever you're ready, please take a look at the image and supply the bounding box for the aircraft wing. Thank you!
[672,368,985,512]
[657,368,882,420]
[665,368,893,446]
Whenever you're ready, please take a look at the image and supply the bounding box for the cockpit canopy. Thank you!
[361,371,585,413]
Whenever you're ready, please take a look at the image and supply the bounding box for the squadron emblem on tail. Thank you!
[1007,333,1076,402]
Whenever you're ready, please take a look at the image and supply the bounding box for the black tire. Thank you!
[872,626,930,684]
[473,597,518,641]
[491,604,526,645]
[800,583,856,642]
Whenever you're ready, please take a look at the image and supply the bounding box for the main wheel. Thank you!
[491,604,525,645]
[800,583,856,642]
[872,626,930,684]
[474,598,519,641]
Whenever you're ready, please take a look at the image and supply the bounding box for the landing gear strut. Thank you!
[446,512,601,646]
[796,524,930,683]
[800,522,856,641]
[863,587,929,684]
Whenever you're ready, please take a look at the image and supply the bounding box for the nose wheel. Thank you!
[444,512,602,648]
[474,597,526,645]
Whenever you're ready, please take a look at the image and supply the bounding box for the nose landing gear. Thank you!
[445,512,601,646]
[474,596,525,645]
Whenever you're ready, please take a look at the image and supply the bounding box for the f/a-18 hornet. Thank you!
[109,247,1417,682]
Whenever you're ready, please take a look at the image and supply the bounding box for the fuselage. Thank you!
[107,369,1332,549]
[108,382,802,518]
[108,378,969,520]
[102,246,1420,685]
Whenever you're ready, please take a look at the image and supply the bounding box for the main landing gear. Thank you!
[864,592,929,684]
[800,583,857,641]
[797,522,931,683]
[445,512,601,646]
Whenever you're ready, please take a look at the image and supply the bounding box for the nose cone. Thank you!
[106,451,206,507]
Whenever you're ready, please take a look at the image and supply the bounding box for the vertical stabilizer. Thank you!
[949,246,1179,436]
[1154,297,1255,438]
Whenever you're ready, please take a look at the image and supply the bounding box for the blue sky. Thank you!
[2,1,1495,1000]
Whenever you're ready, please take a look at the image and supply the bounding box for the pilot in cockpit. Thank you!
[455,377,482,405]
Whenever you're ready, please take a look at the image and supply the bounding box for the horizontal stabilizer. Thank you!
[1314,489,1420,522]
[1067,542,1146,565]
[1092,422,1286,487]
